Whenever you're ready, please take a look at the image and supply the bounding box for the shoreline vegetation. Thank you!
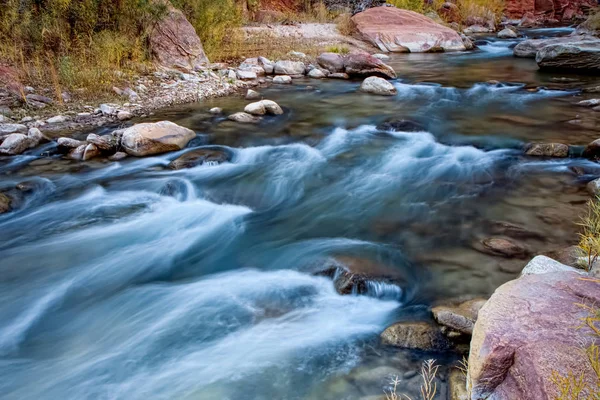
[0,0,503,104]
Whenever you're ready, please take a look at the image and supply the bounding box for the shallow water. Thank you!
[2,29,600,400]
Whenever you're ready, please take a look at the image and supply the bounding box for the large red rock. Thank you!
[505,0,595,23]
[469,271,600,400]
[352,7,466,53]
[149,1,209,71]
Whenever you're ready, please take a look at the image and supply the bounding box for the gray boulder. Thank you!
[121,121,196,156]
[359,76,397,96]
[274,60,306,75]
[317,52,345,73]
[537,41,600,71]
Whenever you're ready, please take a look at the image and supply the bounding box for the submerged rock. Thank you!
[524,142,569,157]
[121,121,196,156]
[381,321,451,351]
[352,7,466,53]
[328,72,350,79]
[475,237,528,258]
[376,119,425,132]
[0,192,11,214]
[169,147,233,169]
[469,271,600,399]
[360,76,397,96]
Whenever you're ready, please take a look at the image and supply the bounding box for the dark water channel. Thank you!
[1,28,600,399]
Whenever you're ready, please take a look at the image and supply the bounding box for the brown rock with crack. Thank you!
[344,52,396,79]
[537,41,600,71]
[432,298,487,336]
[149,1,209,71]
[381,321,451,351]
[469,271,600,399]
[475,237,529,259]
[352,7,466,53]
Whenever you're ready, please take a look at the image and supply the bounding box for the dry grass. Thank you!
[385,359,439,400]
[578,196,600,272]
[336,13,356,36]
[551,278,600,399]
[456,0,505,25]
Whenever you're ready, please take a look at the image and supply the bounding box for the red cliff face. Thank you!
[506,0,596,22]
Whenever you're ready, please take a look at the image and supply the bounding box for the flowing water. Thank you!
[2,28,600,400]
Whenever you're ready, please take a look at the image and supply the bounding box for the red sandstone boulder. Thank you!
[343,52,396,79]
[149,1,209,71]
[352,7,466,53]
[469,271,600,399]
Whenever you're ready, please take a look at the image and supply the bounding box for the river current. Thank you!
[1,28,600,399]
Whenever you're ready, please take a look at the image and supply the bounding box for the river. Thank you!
[1,28,599,399]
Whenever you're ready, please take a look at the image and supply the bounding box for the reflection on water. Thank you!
[1,28,600,400]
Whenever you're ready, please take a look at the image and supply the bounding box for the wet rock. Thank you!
[520,255,585,276]
[244,101,266,115]
[328,72,350,79]
[0,192,11,214]
[543,245,585,268]
[317,52,345,73]
[352,7,466,53]
[57,137,86,150]
[86,133,118,152]
[475,237,528,258]
[513,36,597,58]
[0,123,27,134]
[460,33,475,50]
[169,147,233,169]
[261,100,284,115]
[82,143,100,161]
[376,119,425,132]
[343,53,396,79]
[583,138,600,160]
[0,133,33,155]
[148,2,208,71]
[245,89,261,100]
[497,28,518,38]
[108,151,128,161]
[381,321,451,351]
[273,75,292,84]
[307,68,327,79]
[228,112,261,123]
[360,76,397,96]
[121,121,196,157]
[524,142,569,157]
[209,107,222,114]
[432,298,487,336]
[469,271,600,399]
[274,60,305,75]
[537,41,600,71]
[66,144,86,161]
